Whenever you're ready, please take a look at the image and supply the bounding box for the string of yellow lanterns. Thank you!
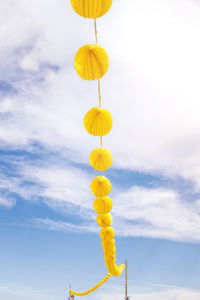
[69,0,124,296]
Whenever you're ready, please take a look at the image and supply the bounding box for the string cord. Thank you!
[94,19,104,176]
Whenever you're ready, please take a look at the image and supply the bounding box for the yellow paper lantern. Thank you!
[93,196,113,214]
[97,213,112,228]
[84,107,112,136]
[89,148,113,171]
[100,227,115,241]
[104,247,116,257]
[70,0,113,19]
[102,239,115,249]
[108,264,124,277]
[75,44,109,80]
[105,260,124,277]
[105,255,115,266]
[91,176,112,197]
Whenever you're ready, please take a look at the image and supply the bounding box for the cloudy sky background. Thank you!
[0,0,200,299]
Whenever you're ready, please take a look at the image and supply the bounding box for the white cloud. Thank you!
[0,0,200,190]
[1,283,200,300]
[113,187,200,242]
[97,288,200,300]
[21,163,93,214]
[1,0,200,243]
[32,217,98,234]
[0,284,55,300]
[18,161,200,242]
[0,196,15,208]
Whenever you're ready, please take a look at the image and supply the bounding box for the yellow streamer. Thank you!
[70,0,113,19]
[69,273,111,296]
[69,1,124,297]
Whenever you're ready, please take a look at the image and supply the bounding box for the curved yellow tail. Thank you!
[69,273,111,296]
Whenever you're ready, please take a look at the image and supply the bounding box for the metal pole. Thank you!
[125,260,128,300]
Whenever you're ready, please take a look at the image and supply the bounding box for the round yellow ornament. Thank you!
[93,196,113,214]
[91,176,112,197]
[84,107,112,136]
[75,44,109,80]
[89,148,113,171]
[108,265,122,277]
[104,246,116,257]
[105,255,115,266]
[96,213,112,228]
[100,227,115,241]
[102,239,115,249]
[70,0,113,19]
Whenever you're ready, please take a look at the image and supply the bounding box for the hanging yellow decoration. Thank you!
[106,262,125,277]
[89,148,113,171]
[75,44,109,80]
[84,107,112,136]
[91,176,112,197]
[69,273,111,296]
[69,0,124,296]
[102,238,115,248]
[70,0,113,19]
[97,213,112,228]
[100,227,115,241]
[93,196,113,214]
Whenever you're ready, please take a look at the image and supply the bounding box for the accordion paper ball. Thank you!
[104,253,115,264]
[105,255,115,265]
[70,0,113,19]
[91,176,112,197]
[100,227,115,241]
[75,44,109,80]
[104,247,116,257]
[97,213,112,228]
[107,263,124,277]
[102,239,115,249]
[89,148,113,171]
[84,107,112,136]
[93,196,113,214]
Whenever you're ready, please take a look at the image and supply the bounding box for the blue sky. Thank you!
[1,0,200,299]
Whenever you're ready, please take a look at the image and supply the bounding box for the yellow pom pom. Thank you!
[70,0,113,18]
[102,239,115,249]
[84,107,112,136]
[75,45,109,80]
[97,213,112,228]
[106,263,125,277]
[104,246,116,256]
[91,176,112,197]
[100,227,115,241]
[108,266,121,277]
[90,148,113,171]
[105,255,115,266]
[93,196,113,214]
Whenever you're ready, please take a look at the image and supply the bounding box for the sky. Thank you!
[0,0,200,299]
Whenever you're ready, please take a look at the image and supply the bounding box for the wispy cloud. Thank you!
[1,0,200,244]
[97,288,200,300]
[113,187,200,242]
[31,217,98,234]
[1,151,200,242]
[0,0,200,189]
[1,282,200,300]
[0,284,56,300]
[0,196,15,208]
